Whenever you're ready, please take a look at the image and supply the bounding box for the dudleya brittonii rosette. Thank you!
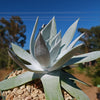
[0,17,100,100]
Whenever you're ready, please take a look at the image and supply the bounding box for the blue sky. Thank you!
[0,0,100,49]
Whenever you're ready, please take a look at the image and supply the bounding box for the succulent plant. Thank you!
[0,17,100,100]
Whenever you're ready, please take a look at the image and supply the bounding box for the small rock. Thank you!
[26,85,31,93]
[20,85,25,90]
[38,89,43,94]
[17,70,22,75]
[13,97,19,100]
[14,70,18,75]
[7,90,11,95]
[38,93,45,99]
[6,94,10,100]
[34,89,38,94]
[8,75,13,79]
[31,92,38,98]
[12,73,16,77]
[23,88,27,92]
[21,69,26,73]
[16,89,24,95]
[12,87,18,94]
[25,96,32,100]
[23,91,29,97]
[2,91,7,96]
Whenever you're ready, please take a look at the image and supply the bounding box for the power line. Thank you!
[0,11,99,14]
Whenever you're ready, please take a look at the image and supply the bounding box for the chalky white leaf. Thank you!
[61,18,79,52]
[74,51,100,64]
[41,17,57,47]
[60,70,89,100]
[51,30,61,48]
[8,49,44,72]
[66,33,85,51]
[0,71,43,90]
[50,39,61,64]
[11,43,33,63]
[41,71,64,100]
[49,44,83,71]
[63,51,100,68]
[34,33,50,68]
[30,17,39,57]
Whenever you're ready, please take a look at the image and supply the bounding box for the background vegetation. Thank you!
[0,16,26,69]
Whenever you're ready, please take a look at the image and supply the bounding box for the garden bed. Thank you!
[1,69,72,100]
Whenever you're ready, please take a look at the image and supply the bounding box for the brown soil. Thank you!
[0,68,99,100]
[73,72,98,100]
[0,68,13,81]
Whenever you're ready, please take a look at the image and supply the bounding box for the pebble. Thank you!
[12,87,18,94]
[20,85,25,90]
[17,70,22,75]
[16,89,24,95]
[25,96,32,100]
[26,85,31,93]
[13,97,19,100]
[23,91,29,97]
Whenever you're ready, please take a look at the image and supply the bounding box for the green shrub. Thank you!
[92,76,100,86]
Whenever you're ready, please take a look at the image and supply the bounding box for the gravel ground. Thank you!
[1,69,72,100]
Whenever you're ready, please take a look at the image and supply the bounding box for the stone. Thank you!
[13,97,19,100]
[20,85,25,90]
[26,85,31,93]
[12,73,16,77]
[38,93,45,99]
[25,96,32,100]
[2,91,7,96]
[12,87,18,94]
[16,89,24,95]
[31,92,38,98]
[7,90,11,95]
[17,70,22,75]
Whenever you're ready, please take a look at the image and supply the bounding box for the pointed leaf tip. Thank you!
[41,17,57,49]
[61,18,79,52]
[30,17,39,57]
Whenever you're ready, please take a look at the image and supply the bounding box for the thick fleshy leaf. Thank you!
[61,19,79,52]
[64,71,90,86]
[0,71,43,90]
[69,78,91,86]
[62,56,85,68]
[50,39,61,64]
[48,44,83,71]
[74,51,100,64]
[30,17,39,57]
[41,71,64,100]
[57,43,83,60]
[66,33,85,51]
[65,51,100,66]
[50,30,61,48]
[34,32,50,68]
[11,43,33,63]
[11,43,43,72]
[8,49,45,73]
[41,17,57,47]
[60,70,89,100]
